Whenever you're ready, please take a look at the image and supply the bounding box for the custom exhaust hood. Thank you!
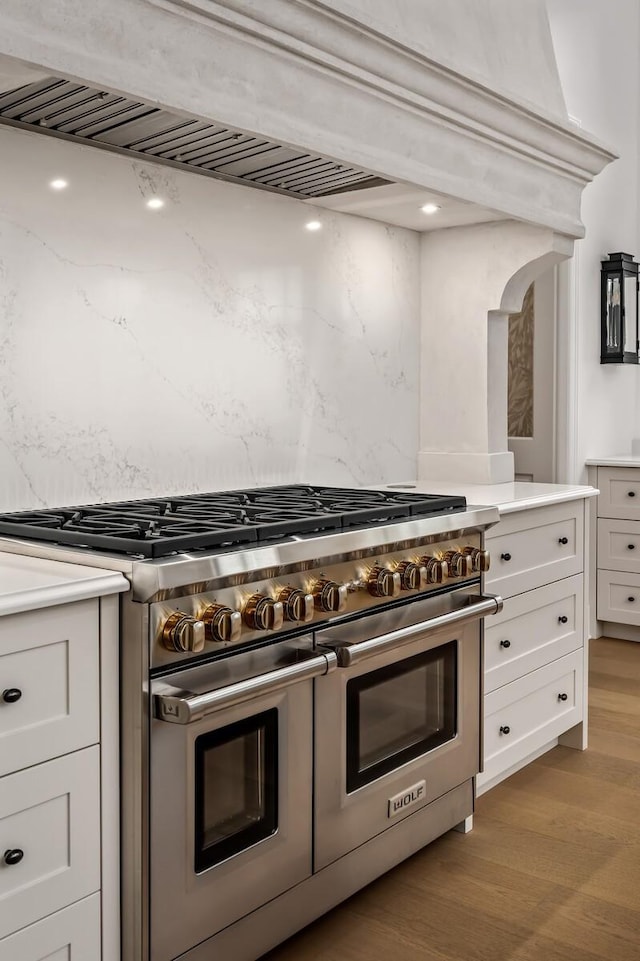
[0,74,389,200]
[0,0,615,235]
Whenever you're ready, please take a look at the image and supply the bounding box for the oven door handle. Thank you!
[319,594,503,667]
[153,650,338,724]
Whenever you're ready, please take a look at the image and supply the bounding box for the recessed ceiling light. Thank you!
[49,179,68,190]
[305,220,322,231]
[146,198,165,210]
[420,203,441,215]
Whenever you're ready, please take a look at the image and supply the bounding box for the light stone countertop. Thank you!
[585,457,640,468]
[0,551,129,617]
[373,481,597,514]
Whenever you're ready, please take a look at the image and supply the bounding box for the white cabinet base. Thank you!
[0,894,100,961]
[480,496,589,794]
[478,649,583,792]
[591,464,640,642]
[476,738,556,796]
[0,748,100,940]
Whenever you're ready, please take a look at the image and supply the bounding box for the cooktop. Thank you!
[0,485,466,559]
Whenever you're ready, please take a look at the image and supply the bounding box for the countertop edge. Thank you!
[0,572,129,618]
[375,482,597,513]
[492,487,598,514]
[586,458,640,468]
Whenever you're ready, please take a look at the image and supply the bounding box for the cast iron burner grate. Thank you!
[0,485,466,558]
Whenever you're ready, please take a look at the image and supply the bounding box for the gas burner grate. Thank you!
[0,486,466,558]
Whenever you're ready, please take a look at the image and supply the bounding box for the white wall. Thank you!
[547,0,640,479]
[0,125,420,510]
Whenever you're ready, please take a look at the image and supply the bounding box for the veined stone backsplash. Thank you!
[0,125,419,511]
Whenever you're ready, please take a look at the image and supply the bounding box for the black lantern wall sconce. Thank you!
[601,251,639,364]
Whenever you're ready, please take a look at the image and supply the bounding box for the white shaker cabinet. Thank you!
[477,497,590,794]
[378,481,595,796]
[587,462,640,641]
[0,895,101,961]
[0,553,127,961]
[0,601,100,776]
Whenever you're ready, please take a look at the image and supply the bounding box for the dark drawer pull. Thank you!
[558,615,568,624]
[628,491,636,498]
[500,553,511,562]
[3,849,23,866]
[499,639,511,649]
[557,693,568,702]
[2,689,22,704]
[628,597,636,603]
[629,544,636,551]
[499,725,511,735]
[558,537,568,545]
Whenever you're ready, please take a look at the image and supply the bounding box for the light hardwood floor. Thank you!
[261,637,640,961]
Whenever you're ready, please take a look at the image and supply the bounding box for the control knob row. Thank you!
[160,580,339,652]
[160,546,491,652]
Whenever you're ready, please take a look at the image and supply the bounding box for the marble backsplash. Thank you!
[0,125,420,511]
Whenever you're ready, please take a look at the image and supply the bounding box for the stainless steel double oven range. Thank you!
[0,485,501,961]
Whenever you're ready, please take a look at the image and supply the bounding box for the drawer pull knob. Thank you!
[2,689,22,704]
[558,615,568,624]
[558,537,568,545]
[629,491,636,498]
[500,552,512,562]
[500,639,511,649]
[499,725,511,735]
[557,693,568,702]
[628,544,636,551]
[629,597,636,603]
[3,849,23,866]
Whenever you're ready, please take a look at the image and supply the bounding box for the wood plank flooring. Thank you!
[260,637,640,961]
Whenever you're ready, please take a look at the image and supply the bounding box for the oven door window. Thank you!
[195,708,278,872]
[346,641,457,792]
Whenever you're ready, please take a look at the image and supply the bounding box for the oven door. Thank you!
[314,591,500,870]
[149,639,336,961]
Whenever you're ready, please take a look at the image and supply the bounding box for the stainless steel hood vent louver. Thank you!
[0,76,389,199]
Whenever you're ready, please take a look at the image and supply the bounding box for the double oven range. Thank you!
[0,485,501,961]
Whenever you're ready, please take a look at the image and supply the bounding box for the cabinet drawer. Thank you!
[0,893,100,961]
[484,575,583,693]
[481,650,583,785]
[0,600,99,775]
[597,569,640,625]
[597,518,640,574]
[0,747,100,939]
[485,501,583,598]
[597,467,640,520]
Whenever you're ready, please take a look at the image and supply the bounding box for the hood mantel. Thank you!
[0,0,614,238]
